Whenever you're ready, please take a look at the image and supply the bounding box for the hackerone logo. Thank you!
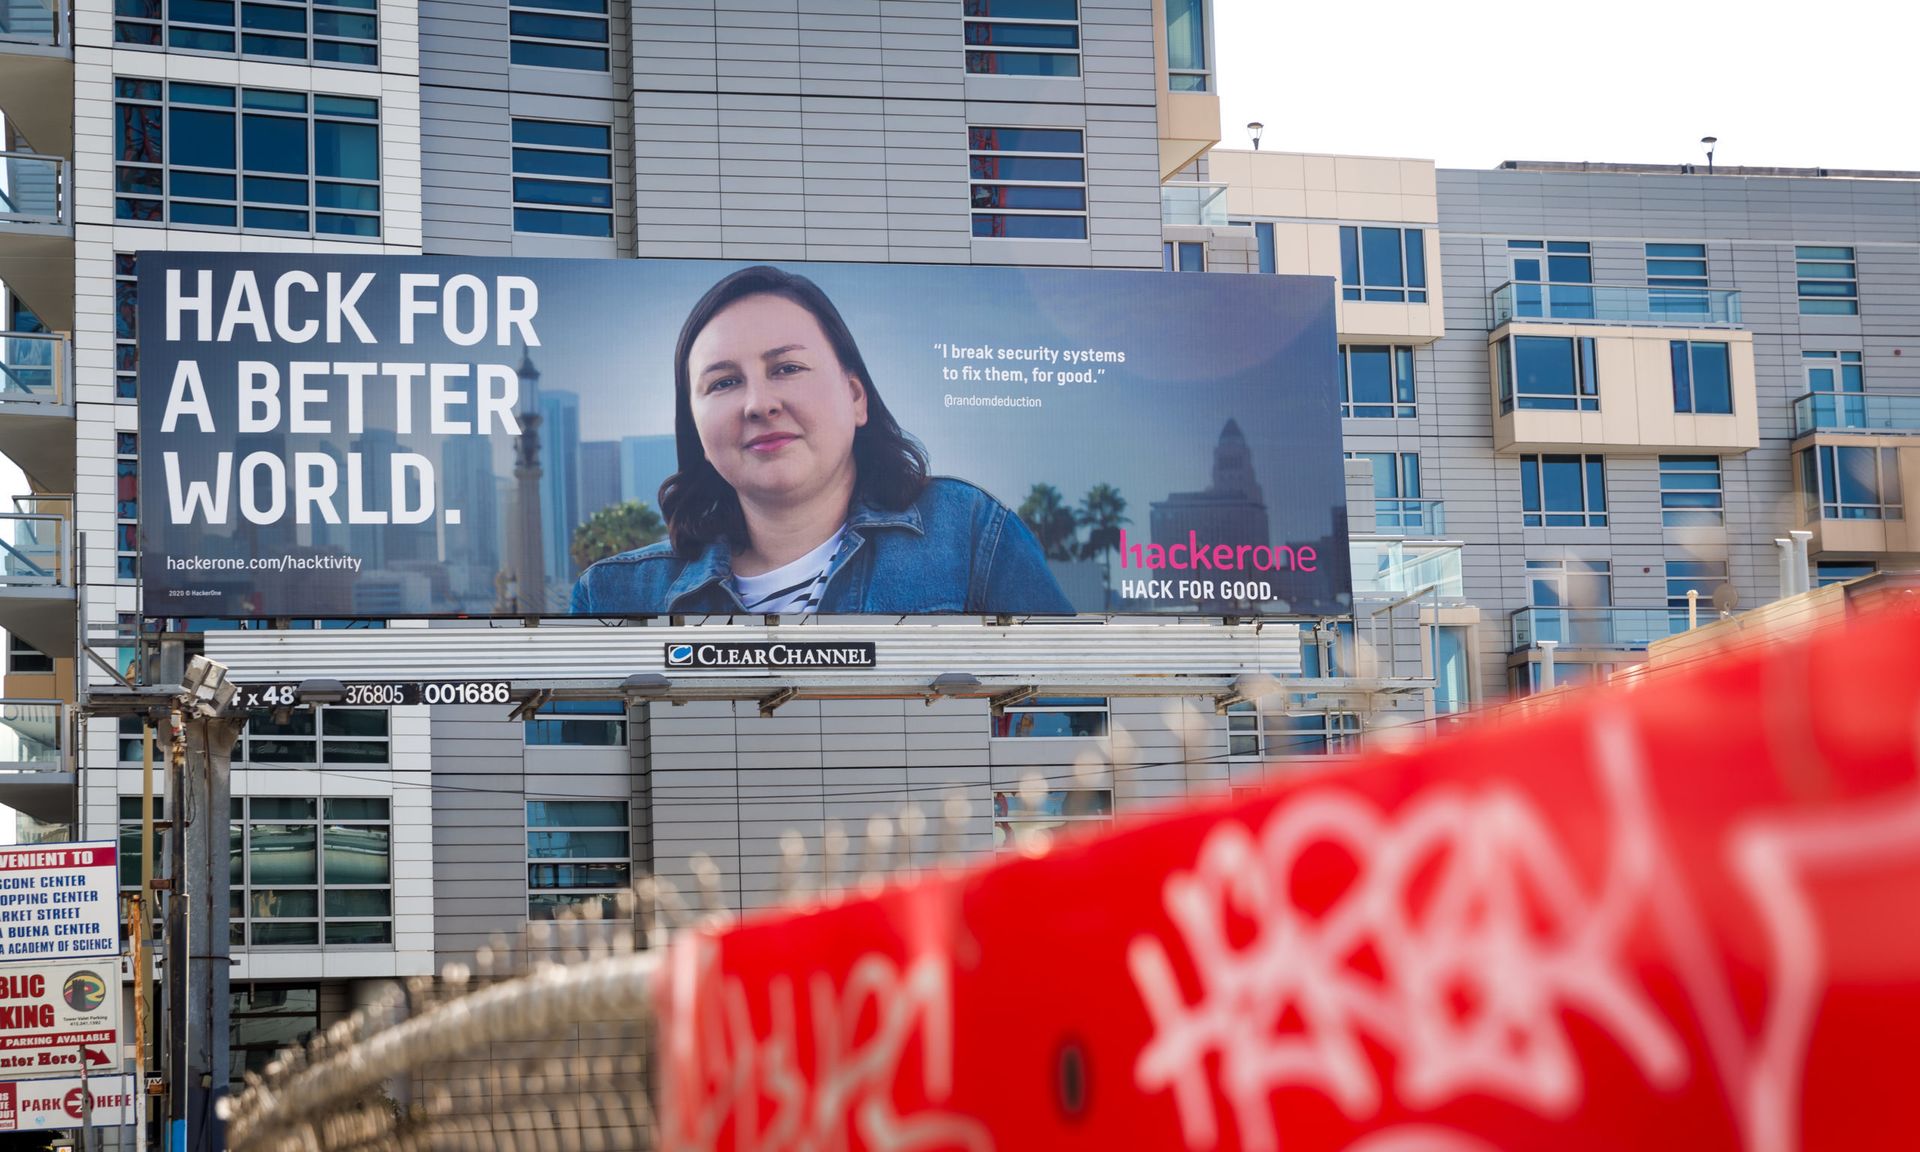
[62,971,106,1012]
[666,644,695,668]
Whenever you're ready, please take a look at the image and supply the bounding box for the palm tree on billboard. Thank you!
[1017,484,1079,561]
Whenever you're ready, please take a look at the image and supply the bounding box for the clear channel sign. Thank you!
[0,844,119,962]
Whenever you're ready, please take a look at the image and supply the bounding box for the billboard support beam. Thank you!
[169,709,243,1152]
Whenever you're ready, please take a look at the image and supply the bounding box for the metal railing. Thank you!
[1350,536,1463,600]
[1791,391,1920,437]
[0,152,67,226]
[1510,607,1688,651]
[0,0,64,46]
[1161,181,1228,227]
[0,496,69,586]
[0,700,64,767]
[0,330,69,404]
[1491,281,1742,328]
[1371,498,1445,537]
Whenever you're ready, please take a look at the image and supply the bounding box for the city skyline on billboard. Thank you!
[137,255,1350,618]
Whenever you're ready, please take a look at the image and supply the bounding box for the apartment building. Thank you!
[2,0,1917,1140]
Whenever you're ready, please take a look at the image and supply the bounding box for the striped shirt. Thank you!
[732,528,845,615]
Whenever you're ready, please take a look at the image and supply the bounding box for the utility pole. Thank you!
[164,657,245,1152]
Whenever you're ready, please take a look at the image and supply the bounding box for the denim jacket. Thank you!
[571,477,1075,616]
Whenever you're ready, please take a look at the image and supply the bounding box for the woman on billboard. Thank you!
[572,265,1072,616]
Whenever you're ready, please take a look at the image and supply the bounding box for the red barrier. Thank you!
[660,609,1920,1151]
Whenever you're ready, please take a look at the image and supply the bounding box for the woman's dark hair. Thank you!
[659,265,930,555]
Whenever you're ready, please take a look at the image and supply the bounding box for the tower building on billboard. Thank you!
[538,388,582,593]
[1150,419,1272,552]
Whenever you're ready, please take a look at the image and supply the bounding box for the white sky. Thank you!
[1214,0,1917,173]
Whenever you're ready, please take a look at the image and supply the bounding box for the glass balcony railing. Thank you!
[1350,537,1463,600]
[1510,607,1689,651]
[1371,498,1445,537]
[0,498,69,586]
[1791,391,1920,437]
[1491,281,1742,328]
[1161,181,1227,227]
[0,153,67,226]
[0,0,64,46]
[0,701,63,767]
[0,331,68,405]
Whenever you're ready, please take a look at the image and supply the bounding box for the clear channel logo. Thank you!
[666,644,695,668]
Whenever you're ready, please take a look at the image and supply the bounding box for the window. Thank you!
[510,0,608,70]
[525,699,626,746]
[1298,621,1355,677]
[1670,340,1733,414]
[1815,561,1875,588]
[1252,221,1275,273]
[1526,558,1612,647]
[1340,345,1415,418]
[114,255,139,400]
[964,0,1079,77]
[117,796,167,940]
[1164,0,1207,90]
[1498,335,1599,412]
[1348,451,1424,532]
[526,800,630,919]
[1432,626,1471,715]
[231,797,393,946]
[119,707,390,762]
[968,126,1087,240]
[1804,350,1865,428]
[1801,445,1903,521]
[1162,241,1204,271]
[992,789,1111,851]
[1340,226,1426,302]
[1646,242,1709,315]
[1666,560,1727,623]
[114,80,381,237]
[1521,455,1607,527]
[114,0,377,64]
[1508,239,1592,318]
[116,432,138,580]
[1797,246,1858,315]
[1225,702,1360,757]
[230,987,318,1092]
[6,635,52,674]
[990,696,1108,738]
[1659,456,1724,527]
[510,119,613,238]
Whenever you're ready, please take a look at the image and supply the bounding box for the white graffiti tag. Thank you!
[1127,716,1690,1152]
[665,937,991,1152]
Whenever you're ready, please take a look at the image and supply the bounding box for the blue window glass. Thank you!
[512,177,610,208]
[525,701,626,747]
[1339,226,1360,299]
[170,170,236,200]
[969,125,1086,240]
[311,10,374,37]
[243,115,308,174]
[313,183,378,211]
[169,25,233,48]
[513,120,610,149]
[971,184,1086,210]
[244,89,306,112]
[1797,245,1858,315]
[245,206,308,230]
[509,10,605,39]
[1255,221,1275,274]
[171,0,232,25]
[171,108,236,168]
[1360,227,1403,288]
[1514,336,1575,407]
[240,4,304,31]
[312,39,377,64]
[972,214,1087,239]
[1522,454,1606,527]
[1165,0,1206,90]
[509,40,608,69]
[242,33,304,56]
[966,50,1079,75]
[314,121,377,179]
[1403,228,1426,288]
[966,21,1077,47]
[313,95,375,118]
[965,0,1076,14]
[315,212,379,236]
[513,208,613,237]
[1671,340,1733,414]
[173,82,236,107]
[1659,456,1723,527]
[244,175,309,205]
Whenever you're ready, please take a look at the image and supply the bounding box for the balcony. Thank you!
[1350,536,1463,600]
[1490,282,1742,329]
[0,700,73,825]
[0,0,72,158]
[0,152,74,331]
[1161,181,1227,227]
[1509,607,1686,652]
[1791,391,1920,438]
[0,331,73,489]
[0,495,74,658]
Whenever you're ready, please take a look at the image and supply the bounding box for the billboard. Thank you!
[138,255,1349,618]
[0,844,119,962]
[0,958,120,1078]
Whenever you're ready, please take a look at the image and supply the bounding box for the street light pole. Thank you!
[162,658,244,1152]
